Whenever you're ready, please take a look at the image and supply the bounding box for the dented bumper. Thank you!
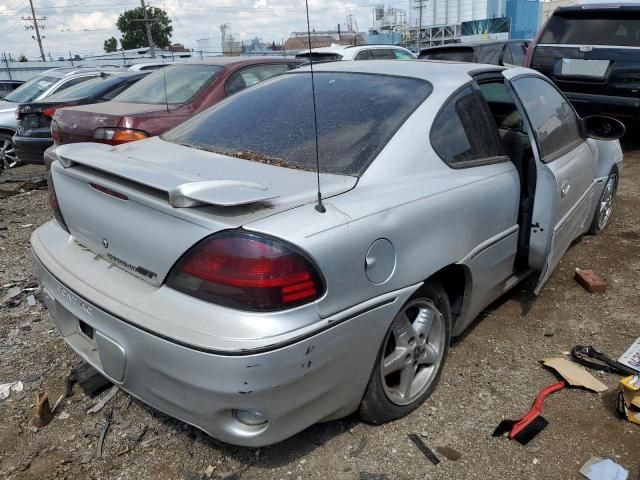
[31,222,414,446]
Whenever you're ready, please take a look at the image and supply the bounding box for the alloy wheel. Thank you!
[597,174,617,231]
[0,137,18,169]
[380,298,446,406]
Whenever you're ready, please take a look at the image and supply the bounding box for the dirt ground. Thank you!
[0,153,639,480]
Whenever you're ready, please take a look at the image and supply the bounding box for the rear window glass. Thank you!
[43,75,120,101]
[4,74,60,103]
[295,52,343,61]
[540,12,640,46]
[419,48,475,62]
[163,72,432,176]
[114,64,222,105]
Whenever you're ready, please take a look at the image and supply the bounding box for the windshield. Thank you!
[4,74,61,103]
[540,11,640,46]
[163,72,432,176]
[114,64,223,104]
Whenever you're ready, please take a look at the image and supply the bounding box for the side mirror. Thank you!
[583,115,626,141]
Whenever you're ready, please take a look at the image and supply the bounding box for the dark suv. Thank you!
[526,3,640,126]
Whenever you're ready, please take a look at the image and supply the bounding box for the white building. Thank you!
[409,0,506,29]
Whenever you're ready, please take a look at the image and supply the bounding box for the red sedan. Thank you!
[48,57,303,159]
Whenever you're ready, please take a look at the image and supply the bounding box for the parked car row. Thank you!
[32,53,625,447]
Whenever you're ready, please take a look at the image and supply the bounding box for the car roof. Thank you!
[298,44,409,55]
[421,40,526,50]
[556,2,640,12]
[163,57,301,68]
[41,66,127,79]
[296,58,505,84]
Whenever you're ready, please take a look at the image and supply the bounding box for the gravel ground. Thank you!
[0,155,639,480]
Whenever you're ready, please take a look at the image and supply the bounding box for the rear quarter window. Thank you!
[163,72,432,176]
[431,85,507,168]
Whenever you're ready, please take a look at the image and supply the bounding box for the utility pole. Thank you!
[23,0,46,62]
[2,53,12,79]
[139,0,156,59]
[414,0,427,52]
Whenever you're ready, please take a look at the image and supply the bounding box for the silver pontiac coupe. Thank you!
[32,60,624,446]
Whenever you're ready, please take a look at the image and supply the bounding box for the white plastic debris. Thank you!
[0,381,24,400]
[27,295,36,306]
[580,457,628,480]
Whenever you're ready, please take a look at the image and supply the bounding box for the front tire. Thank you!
[589,170,618,235]
[358,281,451,425]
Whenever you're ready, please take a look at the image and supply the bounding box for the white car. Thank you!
[295,44,416,61]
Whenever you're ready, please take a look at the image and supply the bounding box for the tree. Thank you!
[104,36,118,53]
[116,6,172,50]
[18,54,28,62]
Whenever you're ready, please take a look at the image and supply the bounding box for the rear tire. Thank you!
[0,132,19,169]
[589,170,618,235]
[358,281,451,425]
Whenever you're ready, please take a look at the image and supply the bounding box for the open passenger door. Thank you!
[502,69,598,294]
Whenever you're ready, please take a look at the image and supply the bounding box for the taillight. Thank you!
[47,171,70,233]
[42,107,57,118]
[166,231,324,311]
[93,127,148,145]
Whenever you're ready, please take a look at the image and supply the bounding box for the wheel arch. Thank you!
[423,263,469,324]
[0,127,16,137]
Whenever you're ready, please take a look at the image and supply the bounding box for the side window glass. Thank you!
[53,75,95,93]
[511,77,582,161]
[226,64,290,96]
[101,83,131,100]
[393,49,414,60]
[354,50,373,60]
[371,49,396,59]
[431,86,506,168]
[508,43,526,66]
[502,46,514,65]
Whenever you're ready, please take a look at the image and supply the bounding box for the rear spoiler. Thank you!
[55,143,278,208]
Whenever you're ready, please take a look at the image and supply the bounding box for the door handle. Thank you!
[561,179,571,197]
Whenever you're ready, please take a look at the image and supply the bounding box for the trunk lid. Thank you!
[52,137,357,286]
[54,102,161,144]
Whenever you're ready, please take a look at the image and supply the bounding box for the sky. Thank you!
[0,0,409,59]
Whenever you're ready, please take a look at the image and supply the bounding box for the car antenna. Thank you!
[162,63,169,113]
[304,0,325,213]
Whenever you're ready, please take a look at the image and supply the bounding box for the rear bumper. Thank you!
[566,92,640,119]
[13,134,53,164]
[31,222,414,446]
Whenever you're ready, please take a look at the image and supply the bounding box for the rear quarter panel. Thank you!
[245,94,521,333]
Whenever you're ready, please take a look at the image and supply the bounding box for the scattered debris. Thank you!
[348,436,368,458]
[543,358,608,392]
[408,433,440,465]
[51,393,64,413]
[204,464,215,478]
[617,375,640,425]
[493,381,566,445]
[80,451,92,464]
[18,449,40,472]
[0,381,24,400]
[57,411,70,420]
[435,445,461,461]
[128,425,148,451]
[86,385,119,414]
[0,286,22,305]
[580,456,628,480]
[96,410,113,459]
[26,294,36,306]
[572,346,637,376]
[618,338,640,373]
[574,268,607,293]
[31,393,54,428]
[67,362,112,398]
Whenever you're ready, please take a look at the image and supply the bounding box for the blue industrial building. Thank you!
[506,0,541,40]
